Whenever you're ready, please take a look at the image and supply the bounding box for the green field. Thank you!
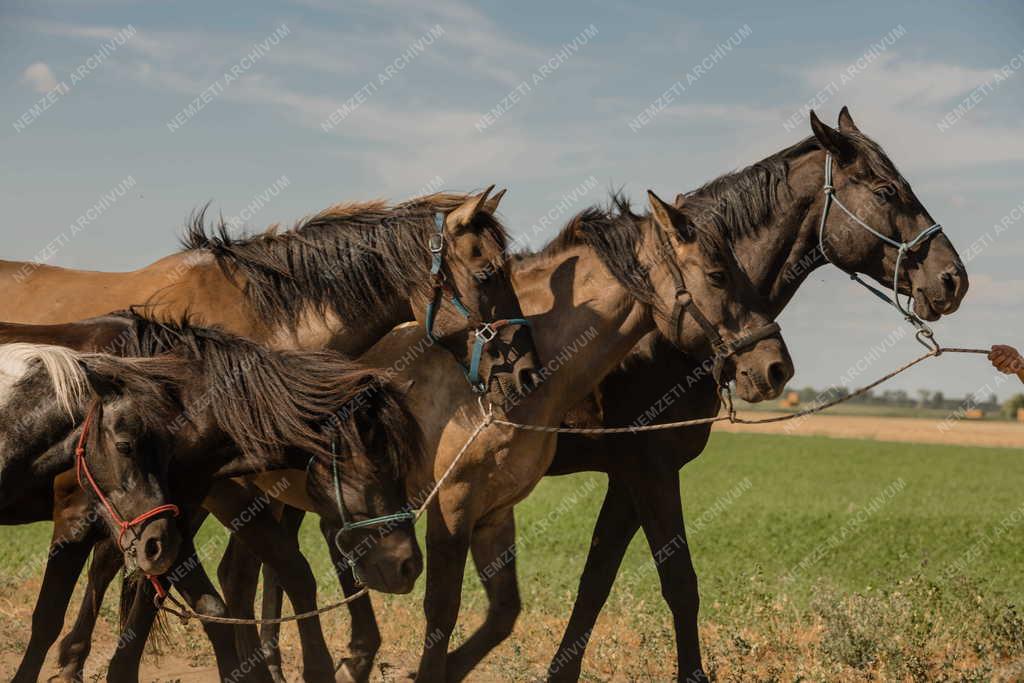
[2,432,1023,681]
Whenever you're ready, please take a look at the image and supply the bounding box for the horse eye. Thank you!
[872,184,895,198]
[707,271,728,287]
[115,441,133,454]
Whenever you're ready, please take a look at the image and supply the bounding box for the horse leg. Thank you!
[415,509,472,682]
[108,534,266,683]
[206,481,335,683]
[624,465,706,682]
[12,534,95,683]
[217,532,264,670]
[55,538,123,682]
[446,510,521,682]
[259,505,305,683]
[547,477,640,682]
[319,517,381,683]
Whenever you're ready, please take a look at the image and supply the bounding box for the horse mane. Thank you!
[0,342,183,431]
[77,355,188,440]
[526,192,729,306]
[107,311,422,477]
[179,192,509,328]
[0,343,88,418]
[684,132,909,240]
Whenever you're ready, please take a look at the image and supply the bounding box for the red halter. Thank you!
[74,403,181,565]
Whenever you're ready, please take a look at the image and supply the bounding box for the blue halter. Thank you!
[424,212,532,393]
[325,440,415,534]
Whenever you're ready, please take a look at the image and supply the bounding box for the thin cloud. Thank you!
[20,62,58,93]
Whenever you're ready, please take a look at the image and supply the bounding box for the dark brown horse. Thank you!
[0,315,425,682]
[542,107,970,681]
[0,344,185,575]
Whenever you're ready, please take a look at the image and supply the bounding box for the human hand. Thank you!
[989,345,1024,374]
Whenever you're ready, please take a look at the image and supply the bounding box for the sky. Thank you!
[1,0,1022,402]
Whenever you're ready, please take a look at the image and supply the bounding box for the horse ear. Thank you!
[810,110,855,163]
[837,105,860,133]
[483,188,507,214]
[647,190,694,242]
[79,362,121,398]
[673,193,686,209]
[446,185,495,229]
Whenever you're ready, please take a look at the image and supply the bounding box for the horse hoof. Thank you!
[47,669,81,683]
[336,659,370,683]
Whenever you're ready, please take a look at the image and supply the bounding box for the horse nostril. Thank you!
[400,555,422,582]
[517,368,540,394]
[144,537,162,562]
[767,361,789,391]
[941,269,957,295]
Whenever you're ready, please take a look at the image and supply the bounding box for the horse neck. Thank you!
[271,301,414,355]
[511,245,654,425]
[0,317,135,354]
[166,374,291,481]
[711,147,830,317]
[162,250,415,353]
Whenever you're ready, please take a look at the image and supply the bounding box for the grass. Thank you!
[2,432,1023,681]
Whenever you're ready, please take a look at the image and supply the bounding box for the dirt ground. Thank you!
[718,410,1024,449]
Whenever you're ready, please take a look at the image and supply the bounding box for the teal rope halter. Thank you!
[424,212,532,392]
[328,440,415,534]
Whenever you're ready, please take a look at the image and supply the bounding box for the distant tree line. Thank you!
[787,386,1024,418]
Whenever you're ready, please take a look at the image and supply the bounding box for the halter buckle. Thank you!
[476,322,498,344]
[428,233,445,253]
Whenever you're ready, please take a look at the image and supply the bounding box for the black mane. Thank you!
[684,133,908,240]
[180,194,508,328]
[529,192,728,306]
[110,310,420,478]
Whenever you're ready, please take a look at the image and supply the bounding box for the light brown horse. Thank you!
[0,187,541,679]
[0,187,541,403]
[246,190,793,681]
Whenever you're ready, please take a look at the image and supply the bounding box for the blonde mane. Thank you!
[0,343,88,418]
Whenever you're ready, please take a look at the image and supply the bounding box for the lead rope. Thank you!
[156,345,990,624]
[491,346,990,434]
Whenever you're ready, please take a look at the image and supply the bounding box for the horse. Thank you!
[0,187,541,408]
[0,344,185,576]
[227,188,794,681]
[540,107,972,681]
[0,321,425,683]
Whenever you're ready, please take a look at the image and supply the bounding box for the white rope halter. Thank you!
[816,152,944,347]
